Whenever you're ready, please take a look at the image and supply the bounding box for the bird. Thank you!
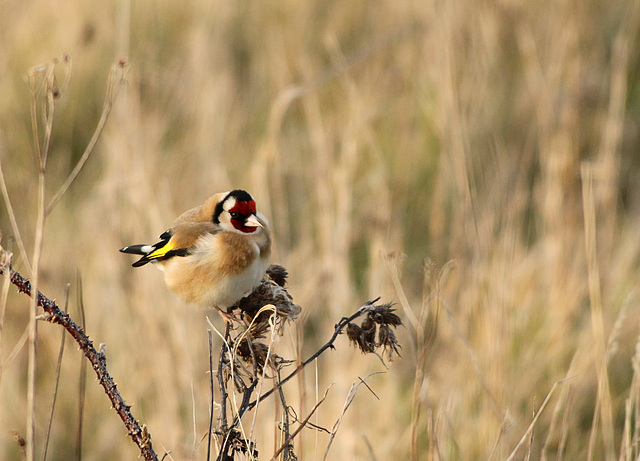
[120,189,271,320]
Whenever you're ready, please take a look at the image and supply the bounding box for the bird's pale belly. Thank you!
[162,254,268,309]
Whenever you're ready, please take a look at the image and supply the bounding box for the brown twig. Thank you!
[207,330,215,461]
[275,366,294,460]
[270,385,331,461]
[0,248,158,461]
[215,323,231,461]
[234,298,383,425]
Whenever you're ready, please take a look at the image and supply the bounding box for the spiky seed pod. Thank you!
[237,278,301,324]
[378,324,401,359]
[361,316,377,350]
[371,304,402,326]
[245,317,271,339]
[345,303,403,356]
[346,323,362,345]
[237,340,271,374]
[266,264,289,287]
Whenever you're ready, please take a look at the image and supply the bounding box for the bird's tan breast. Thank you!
[215,232,259,276]
[161,230,269,308]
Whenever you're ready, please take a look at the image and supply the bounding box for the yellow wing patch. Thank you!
[147,240,175,260]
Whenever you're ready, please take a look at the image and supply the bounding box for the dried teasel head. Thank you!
[370,303,402,326]
[346,323,362,344]
[346,321,376,354]
[221,265,301,379]
[236,339,272,374]
[266,264,289,288]
[345,301,403,359]
[378,324,401,359]
[361,316,377,350]
[238,268,301,325]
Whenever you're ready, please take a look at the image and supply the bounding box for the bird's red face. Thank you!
[229,199,260,233]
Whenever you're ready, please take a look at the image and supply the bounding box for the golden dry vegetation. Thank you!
[1,0,640,459]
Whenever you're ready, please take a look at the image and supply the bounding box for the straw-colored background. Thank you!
[1,1,640,459]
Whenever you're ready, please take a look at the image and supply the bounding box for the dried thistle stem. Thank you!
[0,250,159,461]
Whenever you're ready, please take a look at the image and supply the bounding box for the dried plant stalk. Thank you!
[0,246,158,461]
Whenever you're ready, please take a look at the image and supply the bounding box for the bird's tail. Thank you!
[119,244,154,255]
[120,239,187,267]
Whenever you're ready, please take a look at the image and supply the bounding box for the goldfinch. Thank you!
[120,190,271,318]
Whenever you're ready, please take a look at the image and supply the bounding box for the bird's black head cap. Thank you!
[213,189,254,224]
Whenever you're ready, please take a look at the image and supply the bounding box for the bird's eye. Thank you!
[230,212,240,220]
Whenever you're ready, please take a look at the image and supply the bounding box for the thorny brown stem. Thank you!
[12,57,126,461]
[0,251,158,461]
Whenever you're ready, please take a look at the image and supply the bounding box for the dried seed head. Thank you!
[378,324,401,360]
[237,340,271,374]
[224,430,258,458]
[361,316,376,346]
[266,264,289,287]
[346,323,362,345]
[359,335,376,353]
[346,323,374,353]
[371,304,402,326]
[238,278,301,323]
[345,301,403,357]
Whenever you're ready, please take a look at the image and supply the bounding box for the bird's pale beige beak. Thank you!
[245,214,263,228]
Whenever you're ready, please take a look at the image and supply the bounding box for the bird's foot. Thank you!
[217,307,240,325]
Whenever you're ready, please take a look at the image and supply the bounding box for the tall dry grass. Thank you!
[1,0,640,459]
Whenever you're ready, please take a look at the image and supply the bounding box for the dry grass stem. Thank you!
[0,168,31,273]
[75,274,88,459]
[0,244,11,384]
[323,372,384,461]
[24,56,60,461]
[45,60,128,215]
[42,283,69,461]
[506,379,569,461]
[581,164,616,461]
[541,353,579,460]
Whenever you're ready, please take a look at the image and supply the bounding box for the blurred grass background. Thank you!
[1,0,640,459]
